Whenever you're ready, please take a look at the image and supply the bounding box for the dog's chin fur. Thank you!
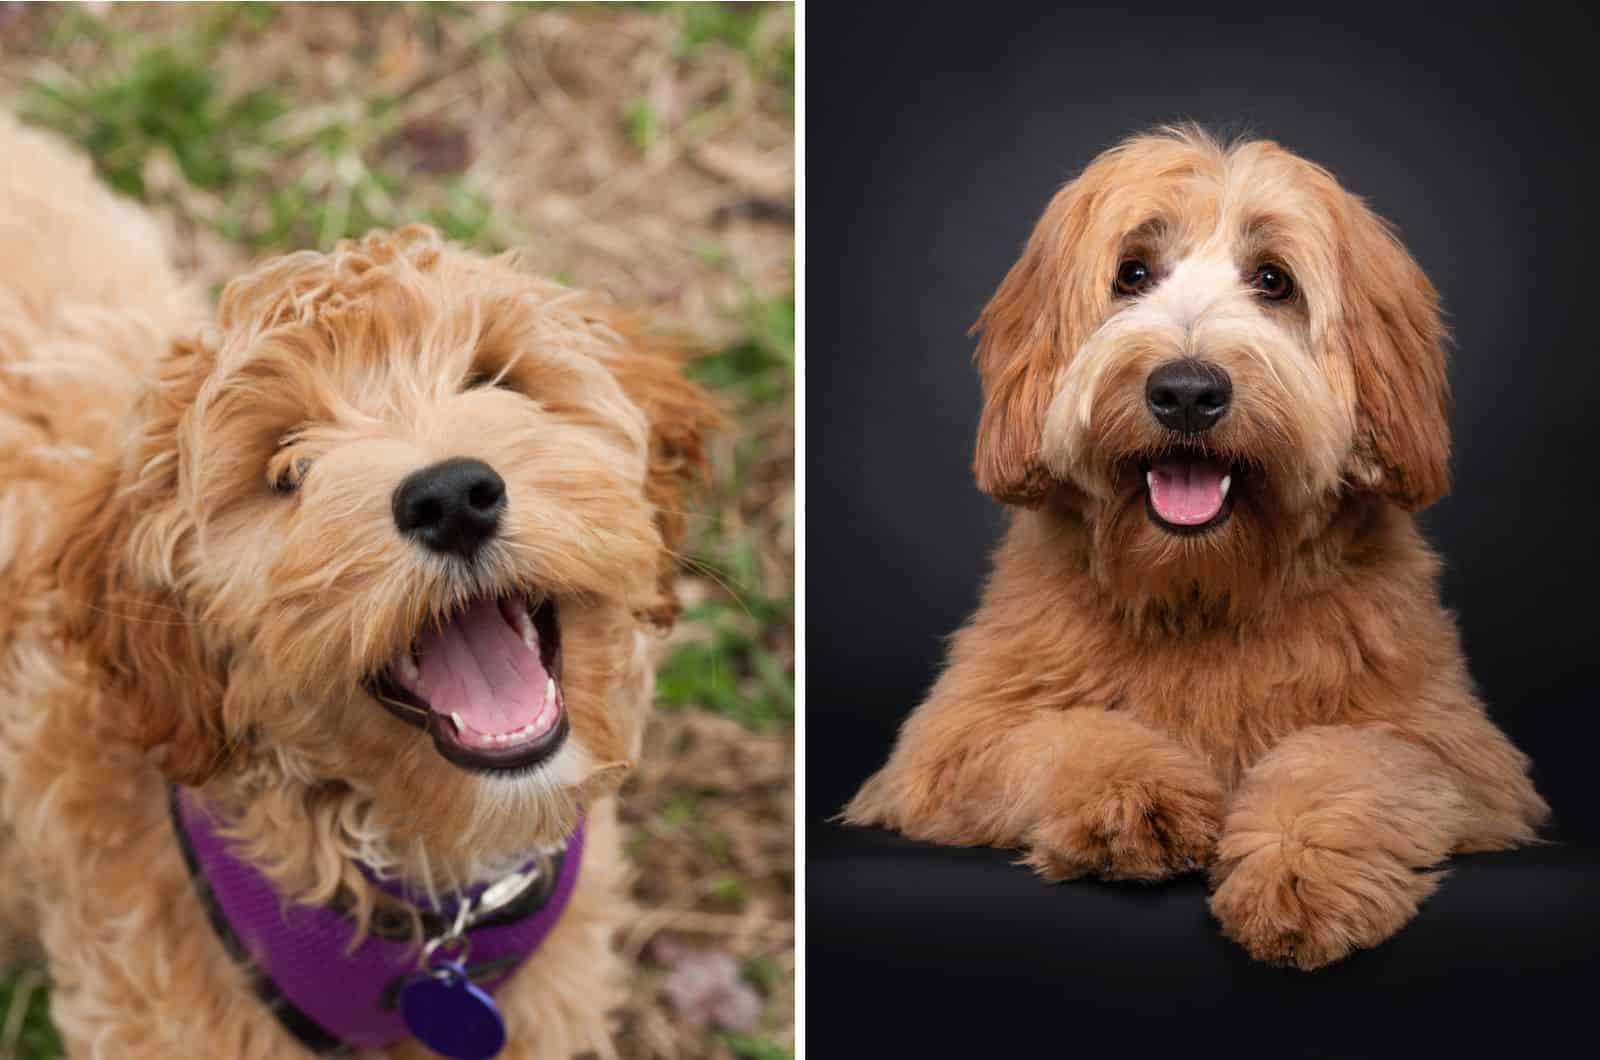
[0,114,719,1055]
[847,126,1547,971]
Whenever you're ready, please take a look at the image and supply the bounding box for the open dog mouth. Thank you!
[1140,450,1246,535]
[364,596,568,775]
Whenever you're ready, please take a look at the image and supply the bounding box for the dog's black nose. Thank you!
[392,458,506,559]
[1145,360,1232,434]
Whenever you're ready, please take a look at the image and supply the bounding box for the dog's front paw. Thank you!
[1021,765,1222,883]
[1208,834,1436,970]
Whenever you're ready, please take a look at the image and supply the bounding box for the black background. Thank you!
[807,1,1599,1052]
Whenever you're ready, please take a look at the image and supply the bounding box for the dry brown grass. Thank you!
[0,4,793,1058]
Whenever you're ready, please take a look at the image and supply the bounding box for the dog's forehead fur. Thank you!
[195,229,650,462]
[1001,130,1391,390]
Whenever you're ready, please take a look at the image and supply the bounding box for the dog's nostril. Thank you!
[467,478,503,513]
[392,457,506,560]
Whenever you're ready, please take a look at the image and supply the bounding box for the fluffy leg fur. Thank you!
[847,698,1223,882]
[1207,722,1529,970]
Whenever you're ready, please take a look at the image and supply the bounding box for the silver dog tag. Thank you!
[473,860,544,921]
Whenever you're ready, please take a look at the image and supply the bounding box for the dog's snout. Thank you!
[392,457,506,560]
[1145,360,1232,434]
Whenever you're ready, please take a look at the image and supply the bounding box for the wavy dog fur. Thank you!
[847,126,1546,969]
[0,114,720,1055]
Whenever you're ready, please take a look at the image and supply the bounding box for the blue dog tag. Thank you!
[399,959,507,1060]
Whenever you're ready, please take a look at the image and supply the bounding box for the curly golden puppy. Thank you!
[846,126,1547,970]
[0,116,718,1056]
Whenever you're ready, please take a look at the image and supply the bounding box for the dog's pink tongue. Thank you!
[413,597,548,735]
[1148,455,1228,526]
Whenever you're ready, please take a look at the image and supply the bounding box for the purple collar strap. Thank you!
[171,785,583,1056]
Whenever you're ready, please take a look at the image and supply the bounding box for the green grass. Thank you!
[657,597,794,730]
[21,21,503,255]
[0,969,62,1060]
[659,292,795,732]
[676,1,793,90]
[623,96,660,154]
[23,45,285,198]
[678,2,762,53]
[723,1034,795,1060]
[690,295,795,405]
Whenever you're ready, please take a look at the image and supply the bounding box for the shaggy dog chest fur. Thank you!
[0,114,718,1056]
[846,127,1547,970]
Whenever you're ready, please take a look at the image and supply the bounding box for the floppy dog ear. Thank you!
[1333,201,1450,510]
[53,339,232,785]
[595,316,726,629]
[971,181,1097,507]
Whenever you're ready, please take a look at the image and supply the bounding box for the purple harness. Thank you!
[171,785,582,1056]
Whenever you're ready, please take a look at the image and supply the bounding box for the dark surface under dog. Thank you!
[810,821,1598,1055]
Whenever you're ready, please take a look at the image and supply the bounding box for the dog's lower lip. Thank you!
[364,596,568,775]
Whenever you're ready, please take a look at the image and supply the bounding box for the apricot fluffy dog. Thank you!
[0,115,718,1055]
[847,127,1548,969]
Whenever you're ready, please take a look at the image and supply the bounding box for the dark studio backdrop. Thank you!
[806,1,1599,1052]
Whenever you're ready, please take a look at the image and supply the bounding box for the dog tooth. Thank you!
[514,606,537,650]
[1220,474,1232,498]
[546,677,557,707]
[449,711,465,735]
[1146,470,1156,492]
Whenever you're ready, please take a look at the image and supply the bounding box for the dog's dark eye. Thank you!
[1252,263,1295,301]
[463,370,511,392]
[1113,259,1153,297]
[269,457,309,495]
